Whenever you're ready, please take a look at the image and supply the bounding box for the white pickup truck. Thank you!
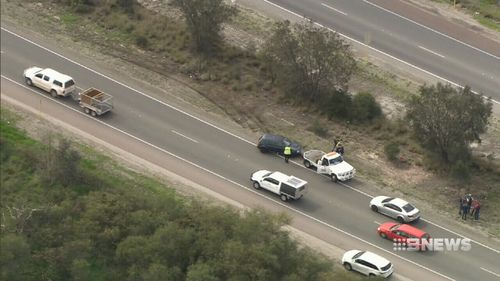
[251,170,308,201]
[303,150,355,182]
[23,67,76,97]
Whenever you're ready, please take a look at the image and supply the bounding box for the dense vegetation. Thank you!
[0,116,364,281]
[406,83,493,179]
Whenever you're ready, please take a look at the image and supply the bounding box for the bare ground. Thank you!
[1,0,499,240]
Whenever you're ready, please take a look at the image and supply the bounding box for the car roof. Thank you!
[359,251,390,268]
[390,198,409,207]
[398,224,428,237]
[262,133,284,141]
[269,172,307,188]
[269,171,290,182]
[42,68,74,82]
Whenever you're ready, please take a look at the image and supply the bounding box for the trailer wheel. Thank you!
[331,174,338,182]
[280,194,288,202]
[304,160,311,168]
[90,110,97,117]
[50,90,57,98]
[84,108,90,114]
[25,78,33,86]
[252,181,261,189]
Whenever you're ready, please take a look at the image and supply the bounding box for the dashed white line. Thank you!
[171,130,199,143]
[480,267,500,278]
[374,221,382,225]
[362,0,500,60]
[321,3,347,16]
[418,45,445,58]
[1,75,455,281]
[260,2,500,103]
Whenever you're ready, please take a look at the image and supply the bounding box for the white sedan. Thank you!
[342,250,394,278]
[370,196,420,223]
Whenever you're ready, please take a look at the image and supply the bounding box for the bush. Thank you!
[350,92,382,122]
[308,120,329,137]
[384,141,400,162]
[135,35,149,48]
[323,89,352,120]
[450,160,471,181]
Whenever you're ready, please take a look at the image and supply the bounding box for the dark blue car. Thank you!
[257,133,302,157]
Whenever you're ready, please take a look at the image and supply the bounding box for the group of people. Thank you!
[459,194,481,221]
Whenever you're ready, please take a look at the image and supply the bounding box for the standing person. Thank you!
[471,199,479,217]
[332,137,339,152]
[474,201,481,220]
[458,196,464,216]
[466,194,473,214]
[462,202,468,220]
[335,141,345,156]
[284,145,292,163]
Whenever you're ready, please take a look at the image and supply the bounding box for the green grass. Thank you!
[433,0,500,30]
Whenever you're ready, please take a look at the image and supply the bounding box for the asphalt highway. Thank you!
[239,0,500,103]
[1,25,500,281]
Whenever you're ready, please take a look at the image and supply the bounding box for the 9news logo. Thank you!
[393,238,472,252]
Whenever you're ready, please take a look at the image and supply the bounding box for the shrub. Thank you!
[323,89,352,120]
[350,92,382,122]
[308,120,329,138]
[384,141,400,162]
[135,35,149,48]
[450,160,471,181]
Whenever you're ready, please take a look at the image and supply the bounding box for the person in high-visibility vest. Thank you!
[284,146,292,163]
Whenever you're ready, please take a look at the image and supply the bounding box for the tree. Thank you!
[261,20,356,102]
[406,83,492,164]
[172,0,238,55]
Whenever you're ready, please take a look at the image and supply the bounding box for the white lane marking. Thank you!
[1,75,456,281]
[321,3,347,16]
[481,267,500,278]
[363,0,500,60]
[2,26,499,254]
[171,130,199,143]
[1,27,256,146]
[280,118,295,126]
[261,1,500,105]
[418,45,445,58]
[374,221,382,225]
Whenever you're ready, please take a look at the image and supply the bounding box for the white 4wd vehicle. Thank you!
[251,170,308,201]
[23,67,76,97]
[303,150,355,182]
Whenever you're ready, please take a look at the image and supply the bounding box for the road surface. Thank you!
[1,25,500,281]
[238,0,500,103]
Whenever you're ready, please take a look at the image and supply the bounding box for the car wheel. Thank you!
[259,148,267,153]
[90,110,97,117]
[280,195,288,202]
[252,181,260,190]
[397,216,405,223]
[368,273,376,277]
[84,108,90,114]
[379,232,387,239]
[50,89,57,98]
[303,160,311,168]
[331,174,338,182]
[25,78,33,86]
[343,263,352,271]
[371,205,378,212]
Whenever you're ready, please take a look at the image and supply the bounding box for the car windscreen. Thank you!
[382,197,394,203]
[380,263,392,271]
[402,203,415,212]
[65,79,75,88]
[329,155,343,165]
[353,251,365,259]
